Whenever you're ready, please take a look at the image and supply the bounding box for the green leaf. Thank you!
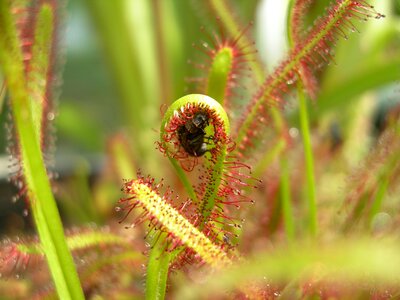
[0,2,84,299]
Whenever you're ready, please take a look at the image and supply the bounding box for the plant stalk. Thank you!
[298,84,317,236]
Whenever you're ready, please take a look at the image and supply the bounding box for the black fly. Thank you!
[177,112,210,157]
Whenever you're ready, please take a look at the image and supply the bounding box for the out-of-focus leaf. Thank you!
[176,238,400,299]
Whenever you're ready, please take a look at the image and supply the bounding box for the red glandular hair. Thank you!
[188,21,257,113]
[159,101,229,171]
[7,0,62,205]
[118,174,235,268]
[235,0,384,159]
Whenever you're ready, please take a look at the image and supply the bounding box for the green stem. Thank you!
[367,138,400,227]
[199,143,227,224]
[280,155,295,241]
[298,85,317,236]
[0,80,5,114]
[368,177,389,227]
[145,237,172,300]
[286,0,296,47]
[0,3,84,299]
[169,156,198,202]
[286,0,317,237]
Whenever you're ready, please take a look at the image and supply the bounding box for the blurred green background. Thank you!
[0,0,399,235]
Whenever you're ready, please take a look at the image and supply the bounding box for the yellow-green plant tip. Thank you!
[124,179,232,269]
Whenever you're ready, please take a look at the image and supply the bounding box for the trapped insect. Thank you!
[177,111,210,157]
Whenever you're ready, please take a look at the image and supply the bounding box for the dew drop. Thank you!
[47,112,55,121]
[11,196,18,203]
[286,79,295,85]
[22,209,28,217]
[15,274,20,279]
[371,212,392,233]
[115,206,121,212]
[289,127,299,138]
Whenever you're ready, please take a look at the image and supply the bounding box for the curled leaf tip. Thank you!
[159,94,230,171]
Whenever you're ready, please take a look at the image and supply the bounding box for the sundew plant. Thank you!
[0,0,400,299]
